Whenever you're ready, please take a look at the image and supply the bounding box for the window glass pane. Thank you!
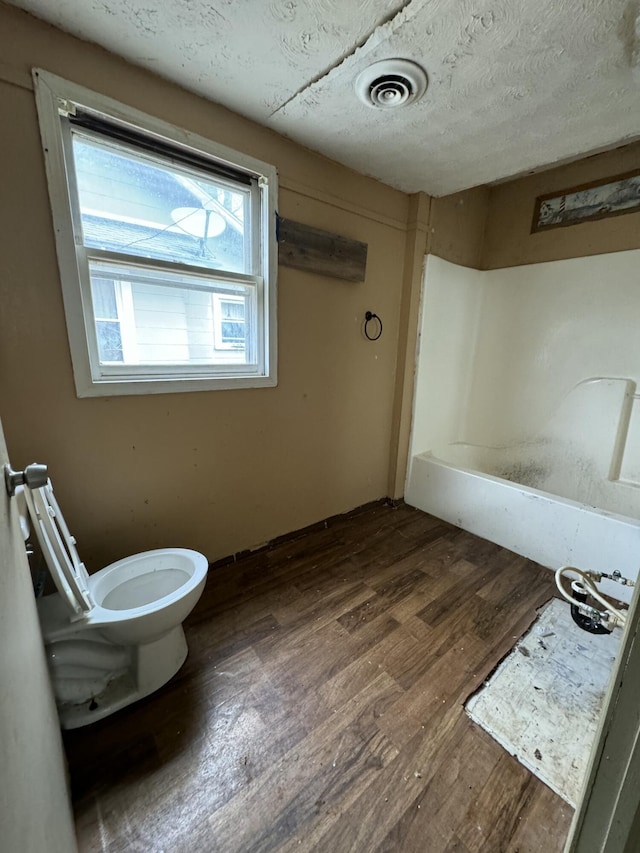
[219,299,246,347]
[92,276,118,319]
[89,261,253,367]
[96,320,123,363]
[221,300,245,321]
[73,133,249,274]
[221,321,245,345]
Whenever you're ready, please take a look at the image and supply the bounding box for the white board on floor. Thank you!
[466,598,621,806]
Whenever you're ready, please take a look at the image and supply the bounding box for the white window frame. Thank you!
[33,69,278,397]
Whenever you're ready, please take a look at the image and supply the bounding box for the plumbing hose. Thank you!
[555,566,627,627]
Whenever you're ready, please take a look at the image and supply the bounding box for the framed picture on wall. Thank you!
[532,169,640,232]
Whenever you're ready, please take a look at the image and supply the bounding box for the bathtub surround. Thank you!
[406,251,640,589]
[409,252,640,467]
[431,377,639,518]
[389,142,640,497]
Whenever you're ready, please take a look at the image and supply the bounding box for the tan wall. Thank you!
[484,141,640,269]
[428,185,490,270]
[420,139,640,275]
[9,4,633,562]
[0,5,414,569]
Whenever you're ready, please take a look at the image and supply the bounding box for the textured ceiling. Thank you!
[8,0,640,195]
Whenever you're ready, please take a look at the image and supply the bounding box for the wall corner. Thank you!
[387,191,431,500]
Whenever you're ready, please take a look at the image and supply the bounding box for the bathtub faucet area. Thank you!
[555,566,634,634]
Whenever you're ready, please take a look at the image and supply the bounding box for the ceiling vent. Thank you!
[355,59,428,109]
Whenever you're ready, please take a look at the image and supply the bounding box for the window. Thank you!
[214,296,247,349]
[33,69,277,396]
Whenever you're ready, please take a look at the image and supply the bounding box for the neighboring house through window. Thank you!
[33,69,278,396]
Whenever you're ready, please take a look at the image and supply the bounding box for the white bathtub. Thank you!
[405,451,640,604]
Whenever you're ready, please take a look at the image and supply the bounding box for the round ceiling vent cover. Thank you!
[355,59,428,109]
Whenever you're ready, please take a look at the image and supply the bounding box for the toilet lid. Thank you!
[24,481,94,616]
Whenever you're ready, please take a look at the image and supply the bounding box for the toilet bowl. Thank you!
[21,478,208,729]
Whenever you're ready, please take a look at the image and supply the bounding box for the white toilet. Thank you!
[20,477,208,729]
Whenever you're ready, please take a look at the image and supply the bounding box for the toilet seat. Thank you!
[21,473,208,728]
[24,480,207,633]
[24,481,94,616]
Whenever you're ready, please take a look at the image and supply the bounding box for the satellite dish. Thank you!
[171,207,226,238]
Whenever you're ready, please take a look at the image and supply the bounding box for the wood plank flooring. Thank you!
[63,503,573,852]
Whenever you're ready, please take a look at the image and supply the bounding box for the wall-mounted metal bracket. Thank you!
[4,463,49,497]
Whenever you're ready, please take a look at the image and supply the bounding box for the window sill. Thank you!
[75,373,278,398]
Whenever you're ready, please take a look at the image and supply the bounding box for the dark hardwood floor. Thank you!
[63,503,573,852]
